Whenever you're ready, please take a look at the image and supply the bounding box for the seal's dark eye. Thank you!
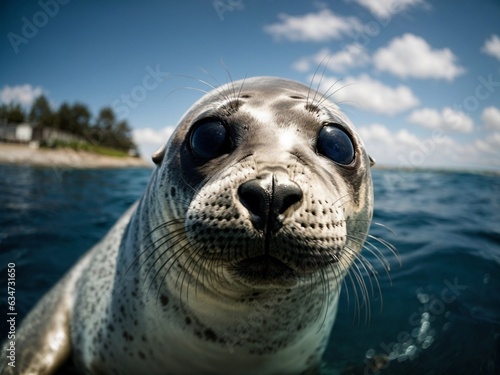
[317,125,355,165]
[190,120,230,159]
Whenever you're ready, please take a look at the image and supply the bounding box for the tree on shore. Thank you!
[29,95,55,127]
[56,102,92,136]
[0,103,26,123]
[1,96,138,153]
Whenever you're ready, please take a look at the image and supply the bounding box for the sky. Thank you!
[1,0,500,171]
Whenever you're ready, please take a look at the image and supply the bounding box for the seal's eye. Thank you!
[317,125,355,165]
[190,120,230,159]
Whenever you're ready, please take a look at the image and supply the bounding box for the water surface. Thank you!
[0,165,498,374]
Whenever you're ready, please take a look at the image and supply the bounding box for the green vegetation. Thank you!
[41,140,130,158]
[0,102,25,123]
[1,95,138,156]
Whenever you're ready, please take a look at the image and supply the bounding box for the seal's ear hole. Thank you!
[152,144,166,165]
[369,155,376,167]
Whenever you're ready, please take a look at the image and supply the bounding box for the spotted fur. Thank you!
[0,77,374,375]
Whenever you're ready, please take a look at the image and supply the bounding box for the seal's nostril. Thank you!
[238,184,267,218]
[278,188,302,214]
[238,174,302,231]
[238,180,269,230]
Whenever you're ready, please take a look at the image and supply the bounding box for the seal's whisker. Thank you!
[314,78,342,108]
[344,243,378,297]
[236,75,248,101]
[334,193,354,208]
[341,255,363,323]
[344,219,399,267]
[195,245,224,298]
[154,240,199,306]
[371,222,398,236]
[335,249,361,322]
[324,253,342,316]
[140,217,184,246]
[198,68,236,105]
[173,74,221,97]
[190,71,221,93]
[140,226,186,264]
[207,247,225,289]
[347,246,376,323]
[162,86,210,102]
[348,220,399,263]
[206,252,221,290]
[123,221,186,279]
[208,250,228,294]
[214,254,226,288]
[316,83,357,109]
[144,218,186,238]
[195,245,225,291]
[309,53,332,107]
[306,53,331,107]
[178,72,233,106]
[140,228,190,285]
[177,244,205,311]
[367,234,400,266]
[345,245,383,318]
[148,240,190,295]
[317,267,333,332]
[329,253,345,305]
[346,234,390,278]
[344,250,371,323]
[219,60,239,101]
[299,258,322,326]
[349,263,371,323]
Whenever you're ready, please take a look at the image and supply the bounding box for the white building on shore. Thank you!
[0,120,84,146]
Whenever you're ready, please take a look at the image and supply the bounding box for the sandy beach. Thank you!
[0,142,151,169]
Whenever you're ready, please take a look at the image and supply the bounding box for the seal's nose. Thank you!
[238,173,302,232]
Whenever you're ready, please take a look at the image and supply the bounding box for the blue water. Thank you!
[0,164,499,374]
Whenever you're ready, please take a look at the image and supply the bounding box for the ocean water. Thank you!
[0,164,498,374]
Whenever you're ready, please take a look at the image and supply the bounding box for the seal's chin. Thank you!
[231,255,299,288]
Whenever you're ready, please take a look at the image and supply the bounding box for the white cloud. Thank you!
[373,33,465,81]
[359,124,423,150]
[481,34,500,61]
[352,0,426,18]
[292,44,370,73]
[133,126,175,162]
[0,84,44,107]
[358,123,392,143]
[358,123,456,167]
[474,133,500,155]
[358,124,500,170]
[407,107,474,133]
[263,9,361,42]
[481,106,500,131]
[313,74,419,116]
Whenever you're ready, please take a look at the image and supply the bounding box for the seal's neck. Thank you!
[151,280,340,375]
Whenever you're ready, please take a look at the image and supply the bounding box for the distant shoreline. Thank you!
[2,142,497,175]
[0,142,152,169]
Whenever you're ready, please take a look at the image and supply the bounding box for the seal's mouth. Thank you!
[231,255,298,287]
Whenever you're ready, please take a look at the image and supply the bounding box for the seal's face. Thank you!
[155,77,373,290]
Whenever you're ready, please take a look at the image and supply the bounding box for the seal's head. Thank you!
[150,76,374,293]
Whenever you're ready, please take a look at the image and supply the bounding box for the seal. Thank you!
[1,76,375,375]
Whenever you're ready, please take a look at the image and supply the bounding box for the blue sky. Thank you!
[1,0,500,170]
